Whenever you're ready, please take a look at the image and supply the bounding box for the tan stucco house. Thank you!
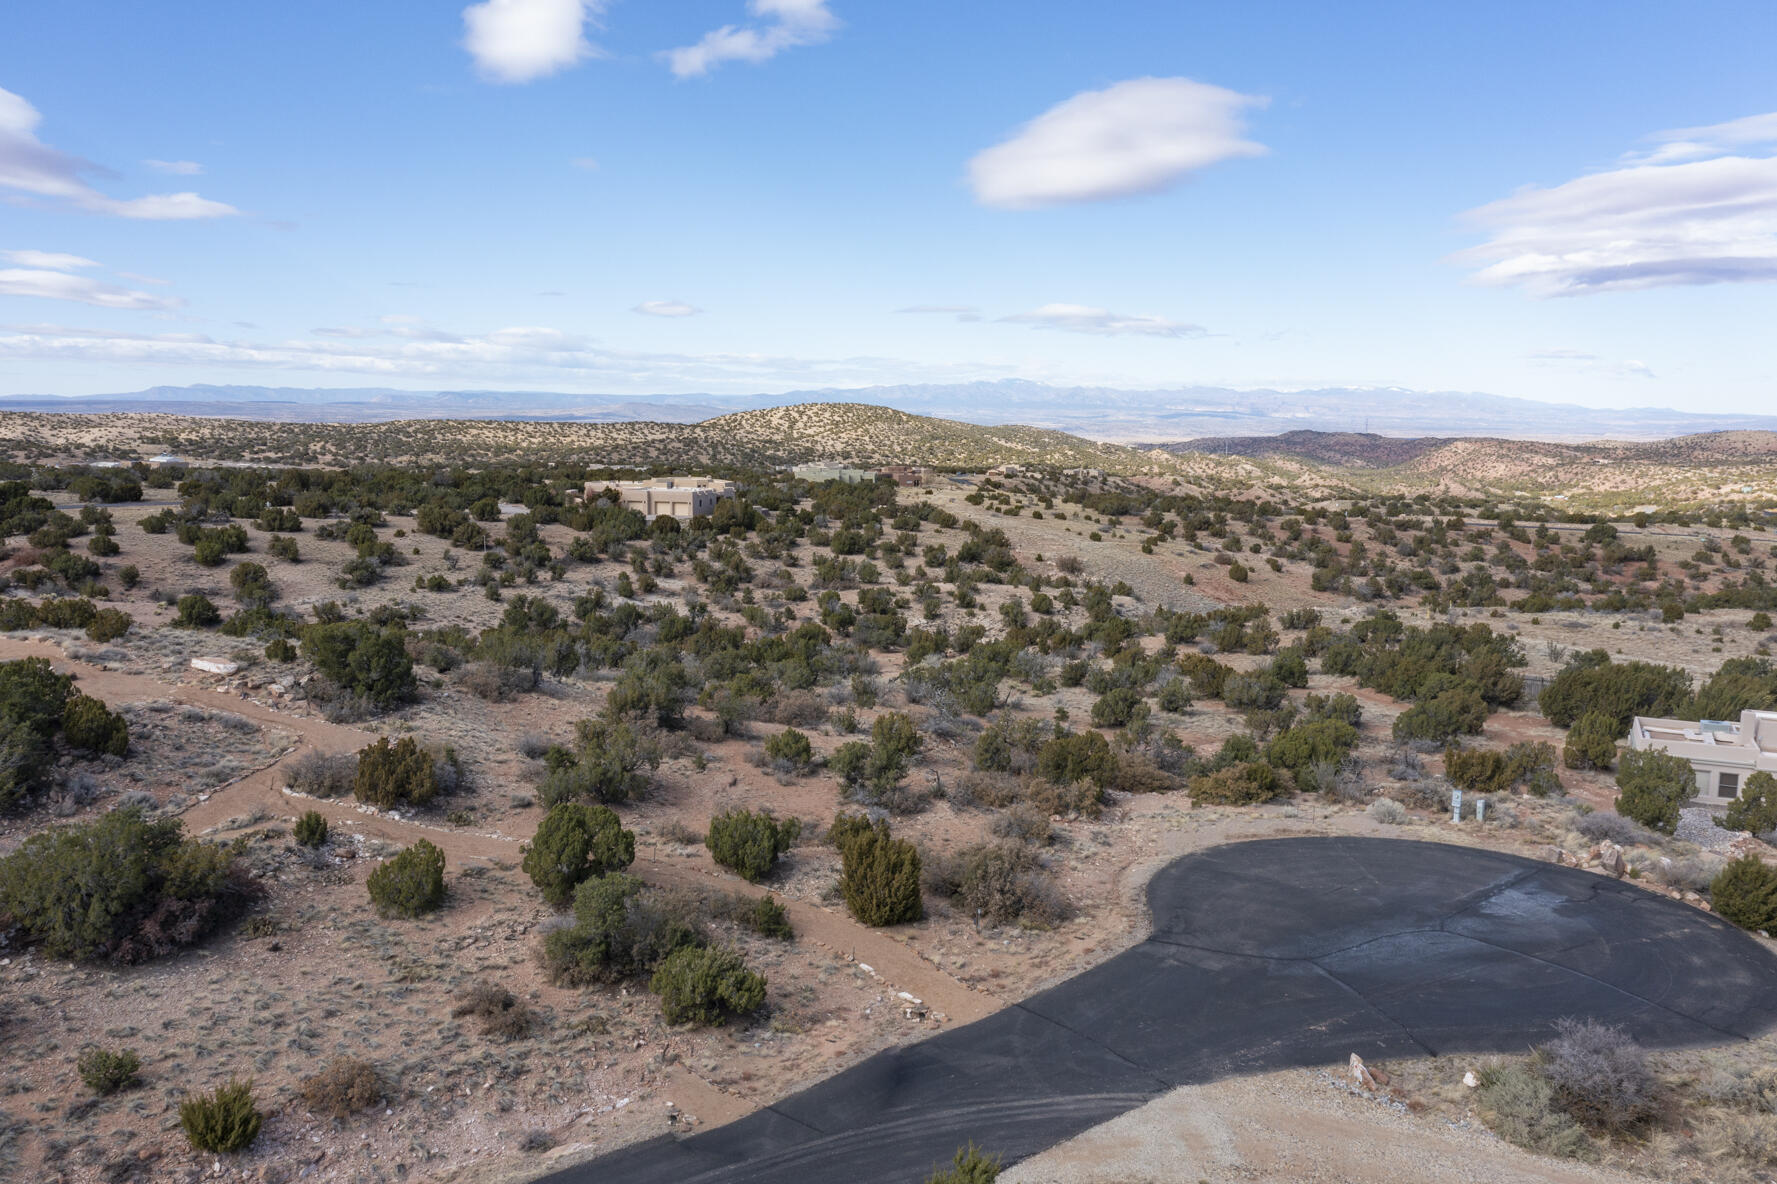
[580,477,736,520]
[1626,709,1777,803]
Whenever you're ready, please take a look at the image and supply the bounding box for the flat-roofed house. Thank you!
[581,477,736,520]
[1627,709,1777,803]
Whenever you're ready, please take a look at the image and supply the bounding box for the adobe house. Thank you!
[1626,709,1777,803]
[578,477,736,520]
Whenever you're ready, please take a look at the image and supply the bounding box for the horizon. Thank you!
[3,3,1776,414]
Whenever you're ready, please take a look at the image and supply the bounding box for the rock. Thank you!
[191,657,240,676]
[1598,842,1627,878]
[1349,1052,1378,1090]
[1463,1070,1479,1088]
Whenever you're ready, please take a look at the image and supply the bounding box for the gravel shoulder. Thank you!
[1004,1068,1647,1184]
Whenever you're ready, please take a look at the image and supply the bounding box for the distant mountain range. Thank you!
[3,380,1774,442]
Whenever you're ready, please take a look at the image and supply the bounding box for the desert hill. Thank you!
[0,402,1179,476]
[2,408,1775,510]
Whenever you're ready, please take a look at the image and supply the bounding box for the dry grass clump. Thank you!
[924,842,1072,928]
[285,750,356,798]
[452,981,534,1041]
[298,1058,383,1119]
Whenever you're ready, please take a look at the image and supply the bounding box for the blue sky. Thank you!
[2,1,1775,412]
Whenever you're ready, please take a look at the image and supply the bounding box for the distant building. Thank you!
[792,465,877,484]
[1627,709,1777,803]
[875,465,933,486]
[581,477,736,520]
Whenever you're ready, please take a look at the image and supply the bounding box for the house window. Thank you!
[1719,772,1741,799]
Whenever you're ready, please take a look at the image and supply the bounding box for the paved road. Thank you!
[542,836,1777,1184]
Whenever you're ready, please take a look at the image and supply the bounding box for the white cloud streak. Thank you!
[1000,303,1205,338]
[633,300,702,317]
[968,77,1267,210]
[1528,348,1656,380]
[1457,110,1777,295]
[144,159,203,175]
[462,0,605,83]
[0,320,1007,391]
[0,269,178,311]
[896,305,983,323]
[3,249,98,270]
[0,87,236,219]
[665,0,838,78]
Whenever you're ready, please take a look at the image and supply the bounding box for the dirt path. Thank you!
[0,635,997,1025]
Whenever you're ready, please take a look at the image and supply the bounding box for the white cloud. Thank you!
[896,304,983,323]
[2,249,98,271]
[1528,348,1656,380]
[1000,303,1205,338]
[0,86,237,219]
[1457,111,1777,295]
[664,0,838,79]
[633,300,702,317]
[144,159,203,175]
[0,268,178,311]
[967,77,1268,210]
[570,156,599,171]
[0,320,1010,392]
[463,0,605,83]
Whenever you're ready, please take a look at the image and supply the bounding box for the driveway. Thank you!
[540,836,1777,1184]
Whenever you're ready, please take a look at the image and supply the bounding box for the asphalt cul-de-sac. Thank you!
[544,836,1777,1184]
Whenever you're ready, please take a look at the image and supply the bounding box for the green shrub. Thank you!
[353,736,439,809]
[830,712,924,801]
[300,621,415,708]
[1563,711,1621,770]
[1720,770,1777,836]
[366,839,445,918]
[740,893,793,939]
[541,872,703,986]
[927,1144,1002,1184]
[1392,686,1488,745]
[1501,740,1562,795]
[763,727,814,770]
[78,1047,141,1095]
[1223,673,1285,711]
[1540,653,1690,731]
[539,718,660,806]
[705,809,801,882]
[1188,761,1283,805]
[1090,686,1143,727]
[522,802,635,907]
[62,693,128,756]
[85,607,132,642]
[229,561,275,607]
[0,807,248,962]
[1711,854,1777,932]
[265,637,296,662]
[1613,747,1695,835]
[838,818,922,926]
[1444,746,1509,794]
[1266,720,1358,780]
[179,1078,262,1153]
[1035,730,1116,787]
[293,810,328,848]
[650,945,767,1026]
[0,656,75,806]
[174,593,221,628]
